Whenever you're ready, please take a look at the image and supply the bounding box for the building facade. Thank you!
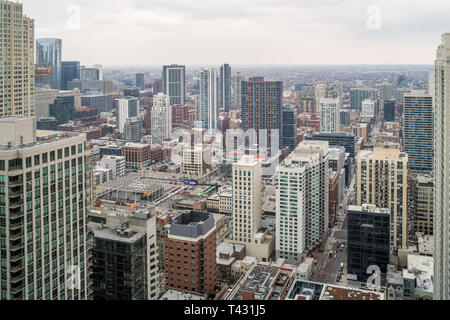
[0,1,35,117]
[356,147,408,250]
[0,117,92,300]
[162,65,185,105]
[403,92,434,174]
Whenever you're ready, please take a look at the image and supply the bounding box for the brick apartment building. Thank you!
[165,211,217,297]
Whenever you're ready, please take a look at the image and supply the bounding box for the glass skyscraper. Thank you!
[162,64,185,105]
[62,61,80,90]
[36,38,62,90]
[403,92,433,174]
[219,63,231,112]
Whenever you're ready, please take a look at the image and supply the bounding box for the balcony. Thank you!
[9,232,23,241]
[8,221,23,230]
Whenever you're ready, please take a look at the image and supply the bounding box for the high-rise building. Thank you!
[232,156,262,244]
[361,99,375,118]
[0,117,92,300]
[0,1,35,117]
[153,79,162,95]
[411,174,434,236]
[241,77,283,148]
[89,209,159,300]
[81,94,113,113]
[377,81,394,102]
[80,66,100,81]
[165,211,216,296]
[282,105,298,151]
[403,92,434,174]
[340,110,350,127]
[36,38,62,90]
[314,84,327,113]
[124,117,143,143]
[319,98,340,133]
[198,68,219,131]
[234,73,245,108]
[275,151,306,263]
[115,97,139,134]
[61,61,80,90]
[284,141,329,251]
[433,33,450,300]
[383,99,396,122]
[49,96,76,125]
[356,147,408,250]
[305,132,356,159]
[347,204,390,284]
[162,65,185,105]
[136,73,145,90]
[219,64,231,112]
[350,88,377,111]
[151,93,172,145]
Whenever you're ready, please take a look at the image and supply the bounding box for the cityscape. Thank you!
[1,0,450,309]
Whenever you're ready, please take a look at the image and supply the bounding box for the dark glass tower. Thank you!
[383,99,396,122]
[347,204,390,284]
[49,95,76,125]
[219,63,232,112]
[62,61,80,90]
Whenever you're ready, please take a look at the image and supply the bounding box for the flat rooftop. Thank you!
[321,285,384,300]
[239,265,279,300]
[89,222,145,244]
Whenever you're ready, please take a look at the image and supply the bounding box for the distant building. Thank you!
[151,93,172,145]
[305,132,356,159]
[350,88,377,111]
[123,117,143,143]
[411,175,434,236]
[319,98,340,133]
[136,73,145,90]
[36,117,57,131]
[241,77,283,147]
[162,64,186,105]
[81,94,114,113]
[36,38,62,89]
[219,63,232,112]
[115,97,139,134]
[282,105,298,151]
[49,95,76,125]
[383,99,396,122]
[61,61,80,90]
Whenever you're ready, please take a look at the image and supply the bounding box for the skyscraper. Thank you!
[347,205,390,284]
[0,1,35,117]
[241,77,283,148]
[136,73,145,90]
[287,141,329,251]
[361,99,375,118]
[403,92,434,174]
[350,88,378,111]
[433,33,450,300]
[36,38,62,90]
[319,98,340,133]
[0,117,92,300]
[233,73,245,108]
[151,93,172,145]
[282,105,298,151]
[232,156,262,244]
[383,99,396,122]
[49,95,76,125]
[314,84,327,114]
[356,147,408,251]
[162,64,185,105]
[115,97,139,134]
[198,68,219,131]
[219,64,231,112]
[61,61,81,90]
[275,150,306,263]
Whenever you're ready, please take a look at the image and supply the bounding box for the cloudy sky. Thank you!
[20,0,450,66]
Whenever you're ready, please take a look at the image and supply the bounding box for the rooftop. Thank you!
[169,211,216,239]
[238,265,280,300]
[320,284,384,300]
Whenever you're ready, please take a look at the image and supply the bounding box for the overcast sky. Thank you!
[20,0,450,66]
